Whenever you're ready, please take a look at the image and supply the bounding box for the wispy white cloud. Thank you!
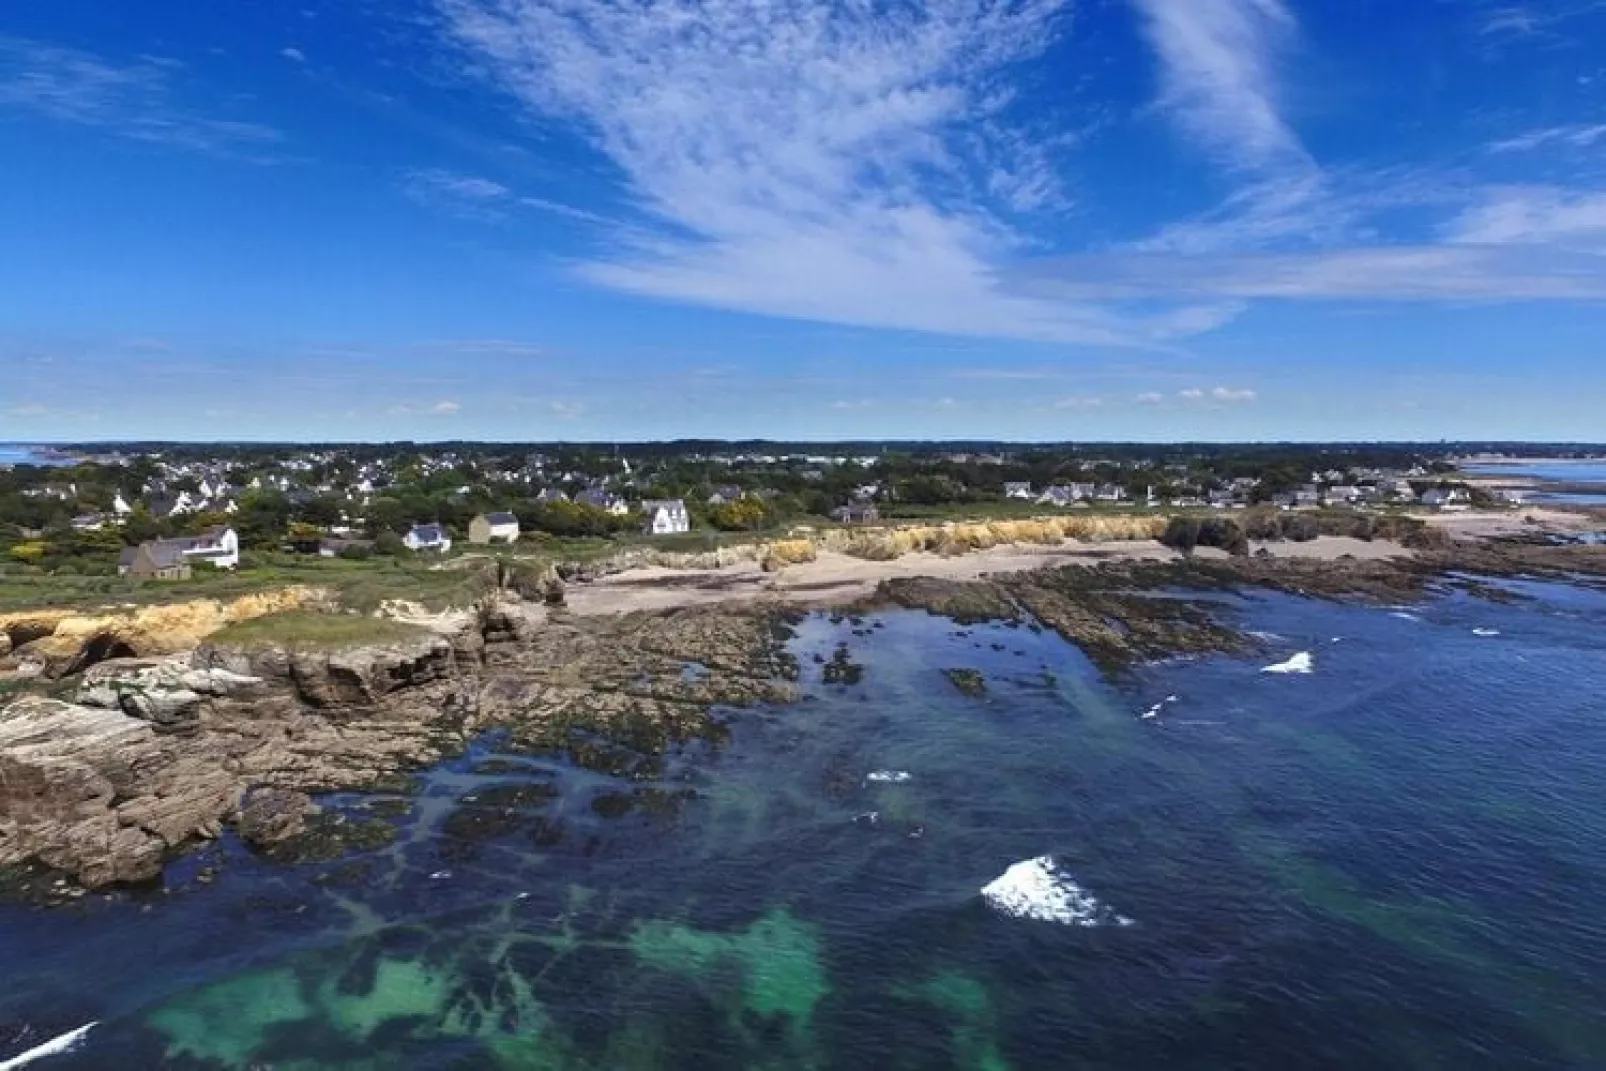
[0,38,282,153]
[1487,124,1606,153]
[387,399,464,415]
[1135,392,1166,405]
[1207,386,1257,403]
[280,47,307,64]
[1129,0,1307,174]
[1023,240,1606,302]
[401,167,512,218]
[413,337,547,357]
[1052,395,1103,409]
[402,166,611,228]
[548,400,585,418]
[1447,186,1606,246]
[1476,1,1606,45]
[434,0,1227,347]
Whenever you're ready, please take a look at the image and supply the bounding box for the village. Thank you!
[0,442,1516,580]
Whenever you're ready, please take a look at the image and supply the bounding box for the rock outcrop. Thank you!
[0,596,797,890]
[0,587,324,679]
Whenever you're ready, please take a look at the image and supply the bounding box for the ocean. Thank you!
[1465,461,1606,506]
[3,579,1605,1068]
[0,446,70,468]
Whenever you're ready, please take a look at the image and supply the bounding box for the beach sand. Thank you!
[1410,506,1596,540]
[562,535,1408,616]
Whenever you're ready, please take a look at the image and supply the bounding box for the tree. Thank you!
[1160,517,1201,555]
[122,507,162,545]
[235,491,292,548]
[708,498,767,531]
[365,497,410,537]
[375,531,408,557]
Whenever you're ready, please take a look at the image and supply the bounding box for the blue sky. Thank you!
[3,0,1605,442]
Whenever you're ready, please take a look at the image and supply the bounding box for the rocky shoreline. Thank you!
[0,597,797,894]
[2,533,1602,895]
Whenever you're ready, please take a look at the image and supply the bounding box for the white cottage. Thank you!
[641,499,691,535]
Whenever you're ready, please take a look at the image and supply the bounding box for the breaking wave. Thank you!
[0,1023,97,1070]
[980,856,1132,927]
[865,770,912,783]
[1260,652,1313,675]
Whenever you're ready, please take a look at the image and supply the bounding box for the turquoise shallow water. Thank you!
[3,579,1606,1068]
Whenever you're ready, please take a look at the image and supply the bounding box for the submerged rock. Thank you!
[942,668,987,697]
[821,644,864,685]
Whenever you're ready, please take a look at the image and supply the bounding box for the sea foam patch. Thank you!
[980,856,1132,927]
[1260,652,1313,675]
[1139,695,1180,720]
[865,770,912,783]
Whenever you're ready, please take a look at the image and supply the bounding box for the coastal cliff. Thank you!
[0,588,325,678]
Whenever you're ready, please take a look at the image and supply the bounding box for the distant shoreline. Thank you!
[1460,456,1606,466]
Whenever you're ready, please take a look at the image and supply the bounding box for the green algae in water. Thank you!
[909,971,1012,1071]
[629,907,827,1053]
[148,968,312,1067]
[148,949,554,1069]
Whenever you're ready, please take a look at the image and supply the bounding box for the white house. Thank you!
[1420,487,1471,510]
[642,499,691,535]
[1323,485,1360,505]
[180,525,240,569]
[404,523,453,553]
[1003,482,1033,500]
[112,492,134,517]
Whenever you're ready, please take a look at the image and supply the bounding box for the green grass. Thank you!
[0,552,495,615]
[207,611,431,651]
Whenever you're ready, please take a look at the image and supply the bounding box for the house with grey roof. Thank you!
[575,488,629,515]
[468,512,520,545]
[403,523,452,553]
[118,525,240,578]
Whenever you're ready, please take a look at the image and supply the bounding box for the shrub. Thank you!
[1160,516,1201,554]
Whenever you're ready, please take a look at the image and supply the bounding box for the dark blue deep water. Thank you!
[4,580,1606,1069]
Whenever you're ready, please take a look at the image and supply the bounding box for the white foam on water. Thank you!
[0,1023,97,1070]
[1389,611,1421,621]
[1138,695,1180,720]
[1472,628,1501,637]
[865,770,911,783]
[1260,651,1313,675]
[980,856,1132,927]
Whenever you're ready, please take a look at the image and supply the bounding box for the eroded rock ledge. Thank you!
[0,599,796,890]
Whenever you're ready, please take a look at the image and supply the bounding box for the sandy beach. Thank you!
[1409,506,1597,540]
[562,535,1408,616]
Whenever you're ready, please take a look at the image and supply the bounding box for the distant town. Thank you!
[0,441,1577,581]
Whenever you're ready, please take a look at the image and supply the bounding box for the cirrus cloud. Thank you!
[433,0,1233,348]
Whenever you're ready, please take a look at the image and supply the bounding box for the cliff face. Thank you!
[0,597,794,891]
[0,587,324,678]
